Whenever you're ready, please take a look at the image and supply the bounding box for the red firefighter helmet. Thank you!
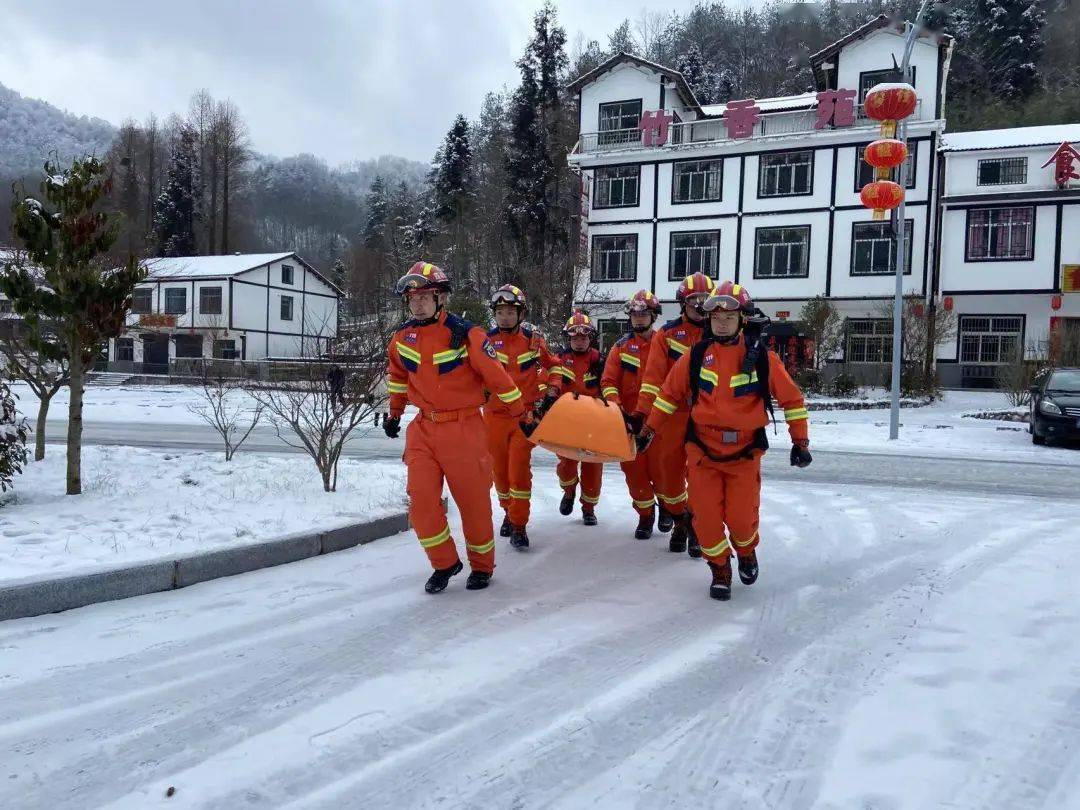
[395,261,451,296]
[489,283,527,310]
[675,272,717,306]
[562,311,597,337]
[701,280,754,314]
[624,289,662,316]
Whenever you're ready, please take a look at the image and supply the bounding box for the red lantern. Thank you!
[863,138,909,180]
[864,83,917,137]
[860,180,904,220]
[943,296,953,312]
[1051,294,1062,310]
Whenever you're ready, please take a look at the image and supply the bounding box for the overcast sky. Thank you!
[0,0,717,166]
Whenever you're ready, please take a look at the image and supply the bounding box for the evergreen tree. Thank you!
[430,114,474,226]
[363,174,389,250]
[0,380,28,496]
[980,0,1045,100]
[153,125,200,256]
[607,19,636,55]
[677,44,715,105]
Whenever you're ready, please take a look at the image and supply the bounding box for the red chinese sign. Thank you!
[579,175,590,260]
[139,314,176,328]
[814,89,857,129]
[639,109,673,147]
[1041,142,1080,189]
[722,99,760,140]
[1063,264,1080,294]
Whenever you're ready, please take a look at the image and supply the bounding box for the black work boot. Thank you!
[559,488,575,516]
[738,550,759,585]
[657,504,674,533]
[635,506,655,540]
[582,505,598,526]
[465,570,492,590]
[669,514,687,553]
[708,559,732,601]
[425,560,464,594]
[499,515,512,537]
[509,525,530,550]
[686,514,702,559]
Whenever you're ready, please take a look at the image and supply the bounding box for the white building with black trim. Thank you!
[108,252,340,374]
[935,124,1080,387]
[567,16,951,378]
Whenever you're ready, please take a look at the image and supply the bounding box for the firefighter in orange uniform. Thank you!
[638,282,812,601]
[384,262,530,593]
[541,311,605,526]
[600,289,665,540]
[484,284,559,551]
[631,272,716,556]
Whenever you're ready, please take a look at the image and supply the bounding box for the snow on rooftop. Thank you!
[143,252,294,279]
[941,124,1080,152]
[700,92,818,117]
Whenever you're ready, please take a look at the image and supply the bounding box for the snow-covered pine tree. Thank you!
[153,125,201,257]
[363,175,389,250]
[980,0,1045,101]
[677,45,715,105]
[431,115,475,226]
[0,380,28,497]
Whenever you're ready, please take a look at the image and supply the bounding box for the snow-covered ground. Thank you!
[0,445,406,587]
[3,467,1080,809]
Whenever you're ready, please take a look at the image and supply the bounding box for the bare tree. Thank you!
[798,296,844,373]
[0,306,69,461]
[215,100,249,254]
[873,293,958,398]
[187,368,263,461]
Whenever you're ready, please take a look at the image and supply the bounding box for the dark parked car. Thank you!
[1030,367,1080,445]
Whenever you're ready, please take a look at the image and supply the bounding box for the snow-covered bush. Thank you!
[0,381,28,497]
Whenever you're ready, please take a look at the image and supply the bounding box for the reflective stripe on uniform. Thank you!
[701,537,732,557]
[559,476,579,488]
[653,396,677,415]
[466,539,495,555]
[517,350,539,364]
[581,493,600,505]
[396,342,422,364]
[495,351,510,364]
[732,531,759,548]
[556,366,576,381]
[509,488,531,500]
[602,386,619,399]
[784,406,809,422]
[639,383,661,396]
[496,490,510,500]
[387,379,408,394]
[419,525,451,549]
[729,371,760,388]
[433,347,467,365]
[657,490,688,505]
[699,368,719,387]
[632,497,655,510]
[665,337,690,356]
[498,387,523,404]
[620,353,641,368]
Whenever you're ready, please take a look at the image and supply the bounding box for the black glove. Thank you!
[635,427,655,454]
[790,444,812,468]
[536,390,559,418]
[625,411,645,436]
[383,415,401,439]
[519,418,538,439]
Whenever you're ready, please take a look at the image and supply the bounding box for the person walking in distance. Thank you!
[637,282,812,601]
[383,262,531,593]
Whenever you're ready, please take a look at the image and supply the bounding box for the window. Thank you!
[280,295,294,321]
[959,316,1023,364]
[977,157,1027,186]
[199,286,222,315]
[596,319,624,351]
[591,234,637,282]
[672,159,723,203]
[594,165,640,208]
[131,288,152,314]
[754,226,810,278]
[758,152,813,197]
[855,142,917,191]
[116,338,134,362]
[859,68,914,103]
[213,339,239,359]
[670,231,720,280]
[851,220,913,276]
[599,100,642,132]
[281,264,295,285]
[164,288,187,314]
[174,334,204,358]
[966,207,1035,260]
[846,320,893,363]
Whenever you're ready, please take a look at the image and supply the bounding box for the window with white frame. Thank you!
[281,264,295,285]
[851,220,913,275]
[164,288,187,314]
[280,295,294,321]
[977,157,1027,186]
[672,159,723,203]
[591,234,637,282]
[758,151,813,197]
[669,231,720,280]
[754,226,810,278]
[959,316,1023,364]
[966,207,1034,260]
[599,100,642,132]
[845,319,893,363]
[856,143,916,191]
[594,165,640,208]
[131,288,153,314]
[596,318,624,351]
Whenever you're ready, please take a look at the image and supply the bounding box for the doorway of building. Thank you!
[141,334,169,375]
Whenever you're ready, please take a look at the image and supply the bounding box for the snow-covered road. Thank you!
[4,470,1080,809]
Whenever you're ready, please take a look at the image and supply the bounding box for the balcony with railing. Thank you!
[572,101,923,155]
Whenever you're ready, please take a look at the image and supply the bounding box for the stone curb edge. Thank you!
[0,511,411,622]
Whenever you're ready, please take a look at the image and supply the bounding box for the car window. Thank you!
[1047,370,1080,391]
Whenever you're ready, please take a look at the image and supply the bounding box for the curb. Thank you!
[0,511,411,622]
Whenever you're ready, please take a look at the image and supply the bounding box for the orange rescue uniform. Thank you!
[387,311,525,573]
[600,329,663,517]
[632,315,706,515]
[646,339,809,566]
[483,325,559,528]
[547,347,604,508]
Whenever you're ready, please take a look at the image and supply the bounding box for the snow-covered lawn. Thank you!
[3,467,1080,808]
[0,445,407,587]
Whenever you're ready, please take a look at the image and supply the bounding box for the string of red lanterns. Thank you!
[860,83,917,220]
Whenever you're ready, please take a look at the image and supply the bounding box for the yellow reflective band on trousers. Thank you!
[657,490,688,504]
[581,493,600,504]
[467,539,495,555]
[559,476,579,488]
[419,525,451,549]
[632,497,655,509]
[701,537,732,557]
[732,531,759,548]
[509,488,531,500]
